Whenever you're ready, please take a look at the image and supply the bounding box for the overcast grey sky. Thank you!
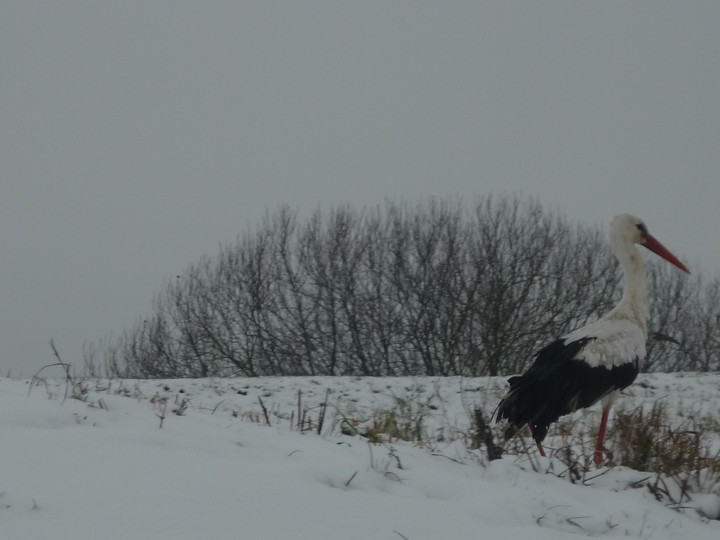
[2,2,719,377]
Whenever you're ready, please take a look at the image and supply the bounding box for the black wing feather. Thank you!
[494,337,639,443]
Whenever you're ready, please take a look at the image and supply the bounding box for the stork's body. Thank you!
[495,214,689,466]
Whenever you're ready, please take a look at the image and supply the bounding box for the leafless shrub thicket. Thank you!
[84,195,719,378]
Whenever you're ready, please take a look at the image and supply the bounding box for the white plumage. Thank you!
[563,316,646,369]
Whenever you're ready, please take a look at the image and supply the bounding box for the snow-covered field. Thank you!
[1,373,719,539]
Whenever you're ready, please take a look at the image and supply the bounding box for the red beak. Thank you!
[643,234,691,274]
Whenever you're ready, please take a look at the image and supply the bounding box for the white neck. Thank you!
[611,241,648,329]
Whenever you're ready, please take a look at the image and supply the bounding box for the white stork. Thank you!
[494,214,690,466]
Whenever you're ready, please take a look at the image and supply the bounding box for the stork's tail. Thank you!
[494,375,551,444]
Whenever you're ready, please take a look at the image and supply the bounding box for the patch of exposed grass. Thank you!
[609,401,719,476]
[360,395,429,444]
[490,399,720,515]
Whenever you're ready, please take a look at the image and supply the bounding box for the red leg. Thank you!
[528,422,546,457]
[594,408,610,467]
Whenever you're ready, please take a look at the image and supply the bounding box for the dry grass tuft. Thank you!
[470,406,503,461]
[493,400,720,513]
[609,401,719,475]
[362,396,428,444]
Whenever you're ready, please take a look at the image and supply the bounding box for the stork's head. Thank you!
[610,214,690,274]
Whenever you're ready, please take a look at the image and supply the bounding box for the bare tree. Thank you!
[464,196,621,375]
[646,271,719,373]
[89,194,714,379]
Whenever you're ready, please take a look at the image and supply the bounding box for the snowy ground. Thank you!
[1,373,719,539]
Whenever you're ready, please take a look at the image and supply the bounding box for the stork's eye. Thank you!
[635,223,648,239]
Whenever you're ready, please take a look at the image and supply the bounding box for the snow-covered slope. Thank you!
[1,373,718,539]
